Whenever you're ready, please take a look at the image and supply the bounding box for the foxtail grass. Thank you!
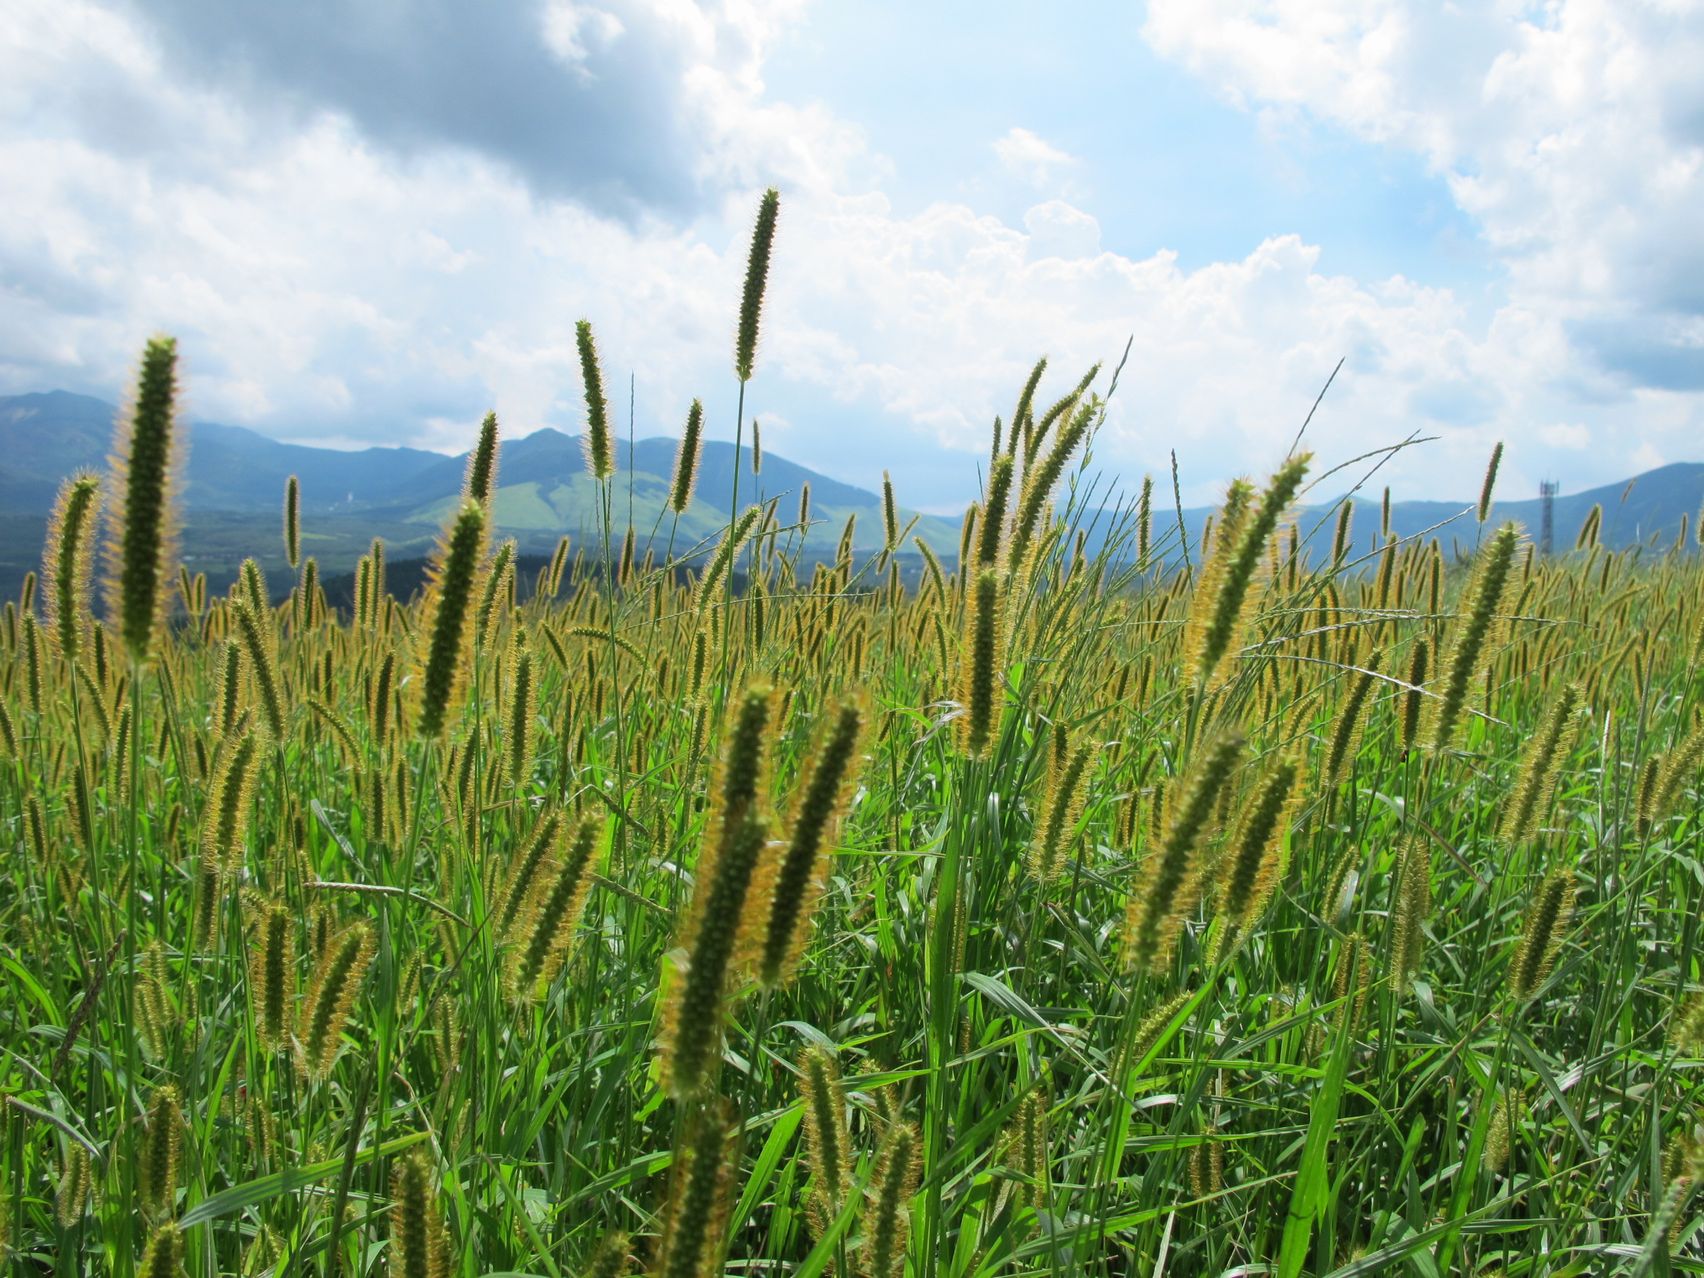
[43,472,101,662]
[416,501,485,739]
[753,699,865,986]
[577,321,614,481]
[105,336,180,665]
[1428,522,1519,751]
[283,474,300,568]
[670,400,704,515]
[735,188,780,383]
[1125,731,1244,974]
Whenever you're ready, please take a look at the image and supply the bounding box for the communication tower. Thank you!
[1539,480,1559,556]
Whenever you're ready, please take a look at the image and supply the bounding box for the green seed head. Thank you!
[138,1222,184,1278]
[106,336,181,665]
[867,1121,921,1278]
[670,399,705,514]
[56,1144,92,1227]
[1477,441,1503,523]
[283,474,301,568]
[417,501,486,738]
[464,411,500,507]
[508,815,604,999]
[1428,522,1520,751]
[1126,731,1244,974]
[735,187,780,382]
[139,1084,183,1218]
[977,455,1015,567]
[44,472,102,661]
[658,1100,735,1278]
[390,1150,446,1278]
[798,1045,852,1238]
[576,320,614,481]
[1389,834,1433,993]
[1510,866,1575,1000]
[298,921,374,1080]
[758,700,865,986]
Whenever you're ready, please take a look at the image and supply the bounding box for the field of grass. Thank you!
[4,193,1704,1278]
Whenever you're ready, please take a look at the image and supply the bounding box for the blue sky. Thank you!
[764,3,1490,289]
[2,0,1700,509]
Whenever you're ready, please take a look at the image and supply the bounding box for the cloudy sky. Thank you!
[3,0,1701,508]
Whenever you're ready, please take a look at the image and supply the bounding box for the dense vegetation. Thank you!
[4,192,1704,1277]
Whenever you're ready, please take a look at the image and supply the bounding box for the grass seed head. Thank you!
[756,699,865,986]
[1187,455,1310,688]
[866,1121,921,1278]
[44,472,102,662]
[1004,1085,1051,1218]
[1400,638,1429,755]
[1478,441,1504,523]
[56,1143,92,1227]
[798,1045,852,1239]
[464,411,500,507]
[416,501,485,738]
[1028,738,1097,884]
[976,454,1016,568]
[1500,684,1583,843]
[1010,356,1048,452]
[106,336,181,665]
[1331,499,1353,564]
[508,814,604,999]
[231,593,286,740]
[390,1149,448,1278]
[584,1233,633,1278]
[1428,522,1520,752]
[299,921,375,1081]
[1322,655,1380,790]
[1483,1088,1523,1173]
[138,1222,183,1278]
[958,569,1004,759]
[1220,756,1301,934]
[139,1084,183,1219]
[248,897,294,1051]
[735,187,780,382]
[504,628,536,787]
[1389,834,1433,993]
[576,319,614,480]
[283,474,300,568]
[669,399,705,515]
[1510,866,1576,1001]
[657,1099,735,1278]
[200,727,261,879]
[1126,731,1244,974]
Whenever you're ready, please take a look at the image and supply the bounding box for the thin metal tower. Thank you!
[1540,480,1559,556]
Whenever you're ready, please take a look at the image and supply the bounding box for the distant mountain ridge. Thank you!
[0,389,963,598]
[1,389,1699,602]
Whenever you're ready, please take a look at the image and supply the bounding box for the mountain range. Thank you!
[0,390,960,598]
[1,389,1699,602]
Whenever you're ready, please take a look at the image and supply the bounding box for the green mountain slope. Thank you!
[2,389,1699,604]
[0,390,961,592]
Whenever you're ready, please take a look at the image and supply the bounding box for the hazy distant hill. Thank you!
[1258,462,1704,566]
[0,389,960,596]
[1,388,1699,602]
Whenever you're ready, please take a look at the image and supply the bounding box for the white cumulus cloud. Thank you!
[1143,0,1704,389]
[993,126,1079,192]
[0,0,1699,511]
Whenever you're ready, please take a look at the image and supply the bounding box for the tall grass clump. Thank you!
[6,221,1704,1278]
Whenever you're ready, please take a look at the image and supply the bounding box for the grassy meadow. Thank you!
[5,191,1704,1277]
